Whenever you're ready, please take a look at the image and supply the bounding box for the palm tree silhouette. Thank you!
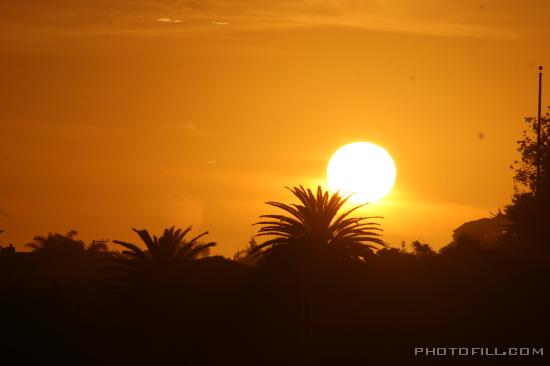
[104,226,215,291]
[251,185,387,264]
[250,186,387,359]
[26,230,85,253]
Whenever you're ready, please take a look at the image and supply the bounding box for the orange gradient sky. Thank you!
[1,1,550,255]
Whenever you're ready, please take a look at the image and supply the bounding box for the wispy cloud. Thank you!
[156,18,184,23]
[0,0,533,40]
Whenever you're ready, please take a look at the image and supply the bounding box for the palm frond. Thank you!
[131,228,156,253]
[112,240,149,262]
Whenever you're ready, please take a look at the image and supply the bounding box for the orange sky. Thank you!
[1,1,550,256]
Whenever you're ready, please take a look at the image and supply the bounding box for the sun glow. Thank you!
[327,142,396,203]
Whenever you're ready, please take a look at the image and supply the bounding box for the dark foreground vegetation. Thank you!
[1,111,549,365]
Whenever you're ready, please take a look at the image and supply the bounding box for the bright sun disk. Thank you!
[327,142,396,203]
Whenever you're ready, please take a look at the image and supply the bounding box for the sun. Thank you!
[327,142,396,203]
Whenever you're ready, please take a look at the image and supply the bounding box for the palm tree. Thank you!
[103,226,215,291]
[251,185,387,264]
[26,230,85,254]
[251,186,387,350]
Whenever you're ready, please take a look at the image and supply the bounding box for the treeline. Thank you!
[0,186,549,365]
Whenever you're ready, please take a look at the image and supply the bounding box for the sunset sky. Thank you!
[1,1,549,256]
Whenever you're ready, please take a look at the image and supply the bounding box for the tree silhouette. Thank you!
[506,107,550,246]
[233,236,259,265]
[251,186,387,264]
[104,226,215,291]
[411,240,436,257]
[511,108,550,194]
[26,230,108,254]
[248,186,387,359]
[87,240,108,253]
[23,230,105,284]
[26,230,85,254]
